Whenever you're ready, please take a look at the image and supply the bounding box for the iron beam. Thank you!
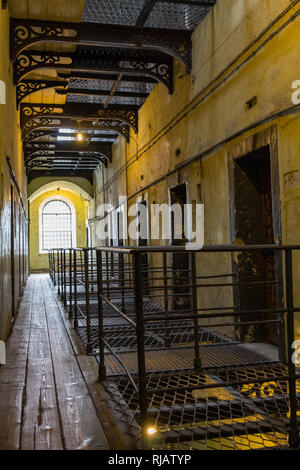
[10,18,192,71]
[21,117,130,142]
[20,102,138,134]
[14,49,173,94]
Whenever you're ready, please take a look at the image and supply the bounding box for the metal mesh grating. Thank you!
[82,0,215,31]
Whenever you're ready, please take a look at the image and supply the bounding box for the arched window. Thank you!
[39,197,76,252]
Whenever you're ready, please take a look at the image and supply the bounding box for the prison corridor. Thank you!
[0,274,109,451]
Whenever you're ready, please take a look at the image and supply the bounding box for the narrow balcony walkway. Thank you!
[0,274,109,450]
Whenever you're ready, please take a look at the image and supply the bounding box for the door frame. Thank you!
[227,126,284,356]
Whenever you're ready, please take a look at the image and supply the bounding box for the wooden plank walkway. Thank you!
[0,275,109,450]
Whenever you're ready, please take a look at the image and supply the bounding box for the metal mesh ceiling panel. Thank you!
[145,2,211,30]
[83,0,147,27]
[82,0,215,30]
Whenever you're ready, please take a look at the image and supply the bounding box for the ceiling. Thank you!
[5,0,216,182]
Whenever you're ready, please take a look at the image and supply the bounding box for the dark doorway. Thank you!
[233,145,280,345]
[170,184,190,311]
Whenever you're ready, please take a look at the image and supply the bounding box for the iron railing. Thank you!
[48,245,300,450]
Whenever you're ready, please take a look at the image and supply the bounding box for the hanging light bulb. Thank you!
[76,131,84,142]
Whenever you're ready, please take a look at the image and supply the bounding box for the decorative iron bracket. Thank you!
[10,18,192,71]
[16,79,68,108]
[21,117,130,143]
[14,49,173,94]
[23,129,58,144]
[20,102,138,133]
[25,152,109,167]
[24,141,112,162]
[27,169,94,183]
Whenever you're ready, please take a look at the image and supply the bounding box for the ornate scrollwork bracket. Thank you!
[16,79,68,108]
[14,49,173,94]
[21,117,130,143]
[10,18,192,72]
[20,103,138,134]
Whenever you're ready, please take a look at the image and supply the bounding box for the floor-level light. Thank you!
[147,426,157,436]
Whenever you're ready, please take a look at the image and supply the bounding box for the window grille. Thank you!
[42,200,72,250]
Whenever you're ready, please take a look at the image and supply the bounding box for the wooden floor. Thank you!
[0,275,109,450]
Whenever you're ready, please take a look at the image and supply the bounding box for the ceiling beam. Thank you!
[58,71,157,84]
[23,129,118,143]
[20,102,139,134]
[22,117,130,143]
[10,18,192,71]
[160,0,216,5]
[27,169,94,183]
[136,0,157,28]
[24,141,112,161]
[14,49,173,94]
[56,87,149,99]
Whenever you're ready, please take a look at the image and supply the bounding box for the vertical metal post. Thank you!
[285,248,300,448]
[96,250,106,380]
[106,252,110,301]
[163,252,170,347]
[120,253,125,314]
[69,248,73,320]
[84,249,92,354]
[133,252,148,447]
[48,250,52,282]
[74,249,78,329]
[63,249,67,307]
[90,250,94,293]
[53,249,56,286]
[191,251,201,371]
[57,249,61,295]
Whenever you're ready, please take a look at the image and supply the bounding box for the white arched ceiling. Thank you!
[28,180,92,203]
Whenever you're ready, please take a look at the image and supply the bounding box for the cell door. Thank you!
[170,184,191,311]
[233,145,282,345]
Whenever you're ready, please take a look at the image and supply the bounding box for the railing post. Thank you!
[53,249,56,286]
[96,249,106,381]
[48,250,52,282]
[285,248,300,448]
[74,249,78,329]
[63,249,67,307]
[163,252,170,347]
[133,252,148,448]
[57,249,61,295]
[69,248,73,320]
[106,252,110,301]
[84,249,92,354]
[190,251,202,371]
[120,253,125,314]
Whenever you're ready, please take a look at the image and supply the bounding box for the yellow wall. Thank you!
[0,7,28,341]
[89,0,300,336]
[29,189,87,271]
